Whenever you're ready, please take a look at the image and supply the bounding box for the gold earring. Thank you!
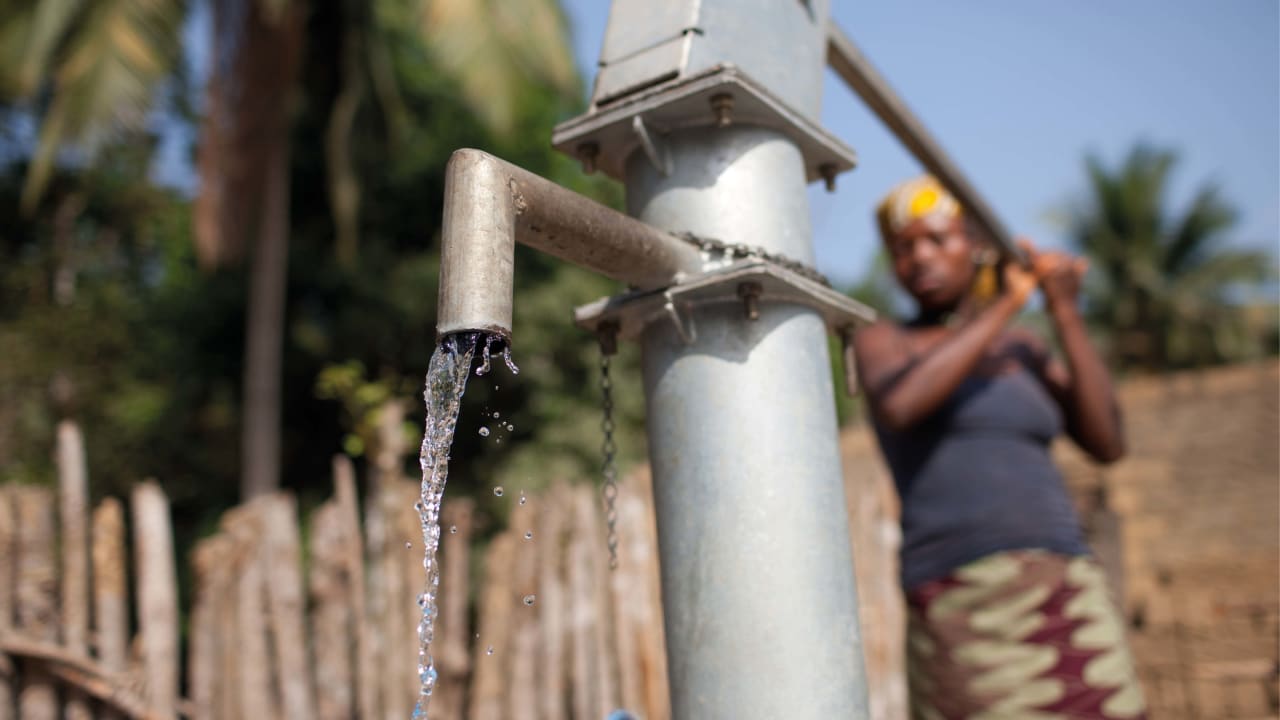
[970,248,999,302]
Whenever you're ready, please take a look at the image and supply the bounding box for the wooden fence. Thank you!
[0,419,909,720]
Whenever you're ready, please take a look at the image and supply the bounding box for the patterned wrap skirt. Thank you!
[905,550,1147,719]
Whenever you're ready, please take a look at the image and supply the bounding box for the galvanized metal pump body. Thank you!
[554,2,870,716]
[437,0,875,717]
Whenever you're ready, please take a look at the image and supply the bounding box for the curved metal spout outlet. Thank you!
[436,149,704,340]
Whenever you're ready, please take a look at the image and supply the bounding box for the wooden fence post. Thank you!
[189,534,233,720]
[309,500,353,720]
[55,421,91,720]
[132,481,179,719]
[432,498,475,720]
[14,486,58,720]
[91,498,129,720]
[468,532,517,720]
[0,488,16,720]
[536,483,569,720]
[334,455,378,720]
[261,494,316,719]
[224,504,276,720]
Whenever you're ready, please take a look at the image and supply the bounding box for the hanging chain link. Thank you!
[598,326,620,570]
[674,231,833,288]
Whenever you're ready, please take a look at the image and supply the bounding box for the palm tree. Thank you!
[6,0,579,498]
[1068,144,1273,371]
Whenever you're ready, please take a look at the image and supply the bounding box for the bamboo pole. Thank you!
[628,472,671,720]
[431,498,475,720]
[362,470,390,720]
[92,498,129,720]
[261,493,316,719]
[223,504,276,720]
[467,532,517,720]
[568,489,598,720]
[14,485,58,720]
[580,486,620,718]
[506,495,540,720]
[132,481,179,720]
[377,484,411,718]
[609,489,643,715]
[55,421,91,720]
[333,455,377,720]
[189,535,233,720]
[0,636,162,719]
[536,483,569,720]
[308,501,353,720]
[0,488,16,720]
[394,481,425,715]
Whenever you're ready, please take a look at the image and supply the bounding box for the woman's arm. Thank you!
[1033,253,1127,463]
[854,266,1036,433]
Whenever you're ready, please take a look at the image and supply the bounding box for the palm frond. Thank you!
[18,0,84,94]
[1163,184,1237,276]
[20,0,181,212]
[418,0,578,138]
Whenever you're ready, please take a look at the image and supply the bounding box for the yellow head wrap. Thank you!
[875,175,962,240]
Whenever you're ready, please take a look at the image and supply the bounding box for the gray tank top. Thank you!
[873,367,1089,590]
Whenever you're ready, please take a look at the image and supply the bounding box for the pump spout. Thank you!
[436,149,703,339]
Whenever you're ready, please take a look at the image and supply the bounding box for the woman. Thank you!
[855,176,1147,719]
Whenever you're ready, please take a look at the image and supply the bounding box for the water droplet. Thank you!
[485,645,494,656]
[502,346,520,375]
[405,542,412,549]
[449,525,457,534]
[524,531,533,540]
[523,594,536,606]
[494,385,499,391]
[476,335,495,376]
[493,486,504,497]
[495,437,501,445]
[419,665,437,685]
[478,426,490,437]
[506,423,514,432]
[518,492,527,506]
[417,593,427,608]
[492,411,500,419]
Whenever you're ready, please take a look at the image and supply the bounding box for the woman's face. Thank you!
[884,215,977,312]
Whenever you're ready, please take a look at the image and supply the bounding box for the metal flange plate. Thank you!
[572,259,877,344]
[552,65,857,186]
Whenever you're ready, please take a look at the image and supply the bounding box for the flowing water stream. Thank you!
[412,333,516,719]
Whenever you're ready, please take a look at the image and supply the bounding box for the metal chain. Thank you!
[599,346,620,571]
[674,231,832,287]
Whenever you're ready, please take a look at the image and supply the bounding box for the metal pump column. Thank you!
[555,1,869,716]
[633,128,867,719]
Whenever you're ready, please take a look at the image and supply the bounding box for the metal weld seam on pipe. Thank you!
[825,23,1027,266]
[437,149,705,338]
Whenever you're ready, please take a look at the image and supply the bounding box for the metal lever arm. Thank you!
[826,22,1028,266]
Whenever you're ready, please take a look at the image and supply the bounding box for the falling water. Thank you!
[412,332,519,719]
[411,332,478,719]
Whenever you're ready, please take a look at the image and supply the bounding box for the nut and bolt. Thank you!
[819,163,838,193]
[737,282,763,321]
[577,142,600,175]
[710,93,734,128]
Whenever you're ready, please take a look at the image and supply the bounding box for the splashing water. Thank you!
[411,332,480,719]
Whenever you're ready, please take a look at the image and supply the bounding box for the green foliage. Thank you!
[0,0,644,545]
[1067,144,1276,371]
[0,0,184,210]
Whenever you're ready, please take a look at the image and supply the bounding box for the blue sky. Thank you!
[562,1,1279,286]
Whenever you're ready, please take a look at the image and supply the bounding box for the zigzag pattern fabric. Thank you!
[906,550,1147,719]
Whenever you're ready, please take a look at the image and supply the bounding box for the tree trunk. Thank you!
[240,135,291,499]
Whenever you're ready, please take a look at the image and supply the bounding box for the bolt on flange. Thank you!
[710,93,734,128]
[737,281,763,321]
